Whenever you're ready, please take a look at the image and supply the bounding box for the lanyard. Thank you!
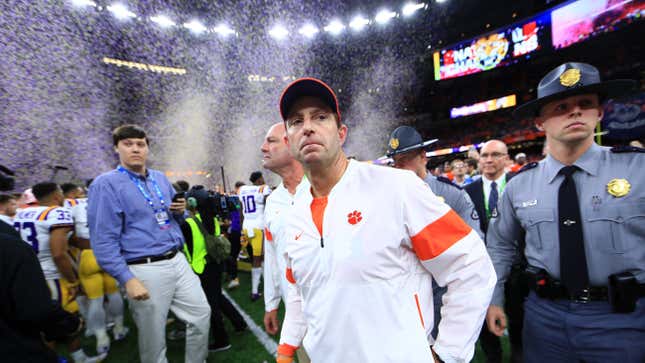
[117,166,167,212]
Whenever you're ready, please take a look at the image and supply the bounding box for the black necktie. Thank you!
[558,166,589,295]
[489,181,498,219]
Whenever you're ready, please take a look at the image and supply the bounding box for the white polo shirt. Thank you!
[278,160,495,363]
[263,177,310,312]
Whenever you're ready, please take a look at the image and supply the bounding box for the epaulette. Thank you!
[436,176,463,189]
[516,162,539,175]
[610,145,645,153]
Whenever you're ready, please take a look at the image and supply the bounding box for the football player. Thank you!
[63,183,128,354]
[13,182,104,363]
[238,171,271,301]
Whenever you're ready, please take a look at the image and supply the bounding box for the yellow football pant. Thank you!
[46,278,79,313]
[79,249,118,299]
[243,228,264,257]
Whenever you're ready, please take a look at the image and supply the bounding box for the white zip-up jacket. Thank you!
[264,177,311,312]
[278,160,495,363]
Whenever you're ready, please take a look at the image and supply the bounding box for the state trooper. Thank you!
[386,126,482,236]
[486,62,644,362]
[386,125,483,342]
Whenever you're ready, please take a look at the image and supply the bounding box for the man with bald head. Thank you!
[261,122,311,363]
[465,139,524,362]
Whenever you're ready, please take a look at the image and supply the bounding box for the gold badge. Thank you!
[389,138,399,150]
[559,68,581,87]
[607,178,630,197]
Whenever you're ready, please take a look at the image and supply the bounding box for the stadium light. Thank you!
[107,3,136,20]
[150,15,176,28]
[324,20,345,35]
[375,9,397,24]
[402,2,425,17]
[269,24,289,40]
[349,15,370,31]
[212,24,235,37]
[183,20,207,34]
[298,24,319,38]
[71,0,97,7]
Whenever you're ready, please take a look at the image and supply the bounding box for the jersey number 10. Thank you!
[242,195,256,213]
[13,221,39,253]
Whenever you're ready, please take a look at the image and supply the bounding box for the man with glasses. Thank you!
[450,159,473,187]
[464,139,523,362]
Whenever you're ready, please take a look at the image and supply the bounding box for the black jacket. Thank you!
[0,222,80,363]
[464,173,514,236]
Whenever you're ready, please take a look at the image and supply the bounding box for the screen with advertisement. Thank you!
[433,13,550,81]
[450,94,517,118]
[552,0,645,49]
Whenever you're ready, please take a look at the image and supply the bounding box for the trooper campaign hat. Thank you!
[386,126,437,157]
[513,62,637,120]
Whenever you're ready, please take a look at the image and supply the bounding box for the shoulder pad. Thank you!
[610,145,645,153]
[516,162,539,175]
[435,176,462,189]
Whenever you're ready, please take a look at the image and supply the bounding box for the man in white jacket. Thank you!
[275,78,496,363]
[261,122,311,363]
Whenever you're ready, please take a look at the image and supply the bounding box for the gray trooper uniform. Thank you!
[424,174,483,342]
[424,175,482,238]
[487,143,645,361]
[487,143,644,305]
[385,125,485,345]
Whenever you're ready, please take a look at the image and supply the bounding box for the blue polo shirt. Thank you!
[88,167,184,285]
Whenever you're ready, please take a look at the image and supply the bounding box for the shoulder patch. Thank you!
[436,176,462,189]
[610,145,645,153]
[516,162,538,175]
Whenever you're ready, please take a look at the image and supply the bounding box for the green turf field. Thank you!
[67,271,509,362]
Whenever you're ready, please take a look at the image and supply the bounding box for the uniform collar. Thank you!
[545,143,601,183]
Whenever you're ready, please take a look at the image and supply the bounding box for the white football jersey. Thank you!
[238,184,271,230]
[64,198,90,239]
[13,206,74,280]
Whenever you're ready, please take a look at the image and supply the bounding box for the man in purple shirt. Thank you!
[225,182,245,289]
[88,125,210,363]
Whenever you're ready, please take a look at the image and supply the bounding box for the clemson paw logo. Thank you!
[347,210,362,225]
